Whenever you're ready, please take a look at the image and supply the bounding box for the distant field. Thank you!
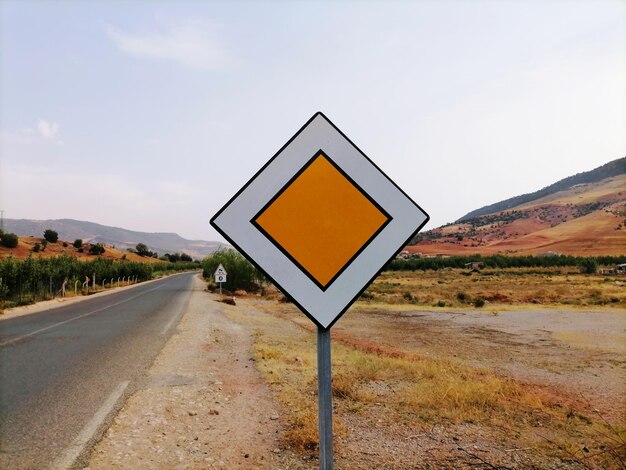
[365,268,626,308]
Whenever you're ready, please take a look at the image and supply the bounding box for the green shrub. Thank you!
[1,232,18,248]
[73,239,83,249]
[89,243,105,255]
[43,229,59,243]
[579,258,598,274]
[33,243,41,253]
[135,243,154,257]
[474,298,486,308]
[202,250,266,292]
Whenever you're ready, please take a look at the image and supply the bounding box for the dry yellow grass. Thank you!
[367,268,626,308]
[223,298,625,467]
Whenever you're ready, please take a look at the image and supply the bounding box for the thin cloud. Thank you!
[37,119,59,139]
[0,120,61,145]
[106,20,230,70]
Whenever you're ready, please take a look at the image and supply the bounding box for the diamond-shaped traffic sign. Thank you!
[210,112,428,329]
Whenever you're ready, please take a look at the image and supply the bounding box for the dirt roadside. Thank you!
[87,276,301,469]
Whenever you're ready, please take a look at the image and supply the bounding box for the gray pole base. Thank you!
[317,326,333,469]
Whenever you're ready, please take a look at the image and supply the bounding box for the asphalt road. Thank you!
[0,271,197,470]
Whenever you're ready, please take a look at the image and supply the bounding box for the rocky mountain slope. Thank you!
[408,157,626,256]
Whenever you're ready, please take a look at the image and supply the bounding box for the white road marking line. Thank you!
[53,380,130,470]
[160,274,196,335]
[0,285,164,347]
[160,310,181,335]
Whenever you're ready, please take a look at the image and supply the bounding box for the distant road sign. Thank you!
[214,264,227,276]
[211,112,428,329]
[214,264,227,283]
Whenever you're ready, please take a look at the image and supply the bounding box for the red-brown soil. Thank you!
[0,236,159,263]
[410,175,626,256]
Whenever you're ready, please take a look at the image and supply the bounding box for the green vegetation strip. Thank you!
[387,254,626,272]
[0,256,197,308]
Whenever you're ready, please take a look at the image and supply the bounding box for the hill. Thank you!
[1,219,225,260]
[408,158,626,256]
[459,157,625,221]
[0,235,162,263]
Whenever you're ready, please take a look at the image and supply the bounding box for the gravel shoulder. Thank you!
[87,276,288,469]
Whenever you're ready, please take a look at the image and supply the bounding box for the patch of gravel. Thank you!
[88,277,294,469]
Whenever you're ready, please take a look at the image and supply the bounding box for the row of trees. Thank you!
[0,255,198,306]
[386,254,626,272]
[161,252,193,262]
[199,250,623,294]
[135,243,193,263]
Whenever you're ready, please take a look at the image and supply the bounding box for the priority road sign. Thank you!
[211,112,429,470]
[210,112,429,330]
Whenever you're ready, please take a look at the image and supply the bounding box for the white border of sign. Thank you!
[211,112,429,329]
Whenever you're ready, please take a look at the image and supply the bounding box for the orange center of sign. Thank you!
[254,153,390,289]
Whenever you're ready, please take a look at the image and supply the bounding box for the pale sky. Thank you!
[1,0,624,242]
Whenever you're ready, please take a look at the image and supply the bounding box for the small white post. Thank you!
[74,280,79,296]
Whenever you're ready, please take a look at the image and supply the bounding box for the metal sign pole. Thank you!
[219,282,222,296]
[317,326,333,469]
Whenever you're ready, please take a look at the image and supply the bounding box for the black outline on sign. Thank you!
[250,150,392,292]
[210,112,430,331]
